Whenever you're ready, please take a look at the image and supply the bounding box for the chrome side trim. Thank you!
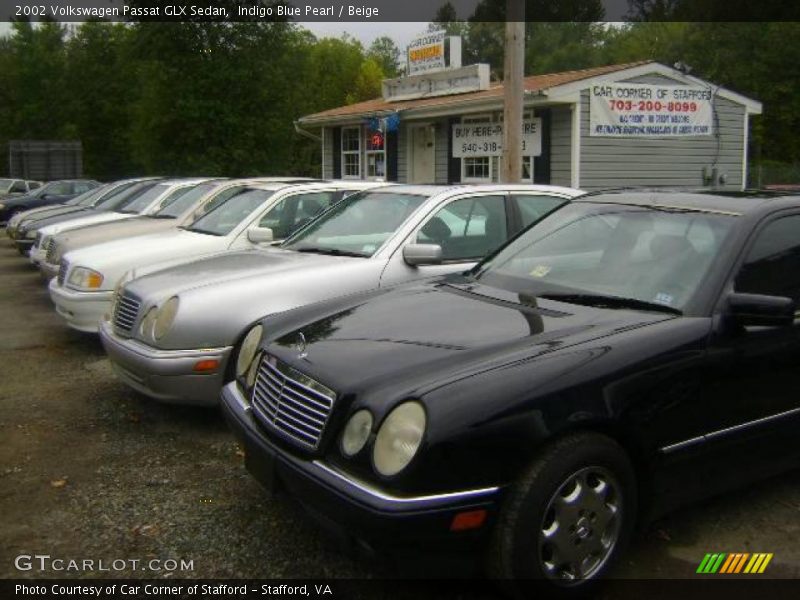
[660,406,800,454]
[312,460,500,506]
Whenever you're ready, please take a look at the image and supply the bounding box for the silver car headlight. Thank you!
[153,296,179,340]
[25,229,36,239]
[372,402,426,477]
[236,324,263,378]
[340,410,373,457]
[67,267,104,290]
[139,307,157,338]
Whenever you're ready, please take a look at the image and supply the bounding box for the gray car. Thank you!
[99,184,583,406]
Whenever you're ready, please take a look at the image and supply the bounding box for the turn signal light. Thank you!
[193,360,220,373]
[450,509,488,532]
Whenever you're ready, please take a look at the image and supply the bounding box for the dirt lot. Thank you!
[1,237,799,594]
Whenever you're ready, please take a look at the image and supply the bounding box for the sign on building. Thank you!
[590,82,714,137]
[383,64,489,102]
[452,119,542,158]
[406,31,462,76]
[407,31,446,75]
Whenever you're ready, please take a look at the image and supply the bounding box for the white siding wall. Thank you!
[550,106,572,187]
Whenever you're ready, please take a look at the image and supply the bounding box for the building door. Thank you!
[410,125,435,183]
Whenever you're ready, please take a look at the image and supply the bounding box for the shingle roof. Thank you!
[299,60,654,123]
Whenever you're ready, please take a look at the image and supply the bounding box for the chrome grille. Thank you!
[57,261,69,286]
[113,291,141,334]
[35,232,43,248]
[45,238,57,263]
[251,355,336,450]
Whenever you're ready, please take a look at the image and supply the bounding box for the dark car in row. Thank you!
[0,179,100,226]
[223,190,800,593]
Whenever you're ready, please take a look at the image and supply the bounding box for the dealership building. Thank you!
[297,49,762,191]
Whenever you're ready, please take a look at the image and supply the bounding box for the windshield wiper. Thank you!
[539,293,682,315]
[150,214,177,219]
[294,246,368,258]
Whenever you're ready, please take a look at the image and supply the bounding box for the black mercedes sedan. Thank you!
[222,190,800,593]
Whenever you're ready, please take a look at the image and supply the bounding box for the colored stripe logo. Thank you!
[697,552,773,574]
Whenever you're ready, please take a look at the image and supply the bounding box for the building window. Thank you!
[498,110,534,182]
[365,127,386,179]
[461,114,493,183]
[341,127,361,179]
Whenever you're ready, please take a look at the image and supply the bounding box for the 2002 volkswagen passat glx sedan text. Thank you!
[222,190,800,594]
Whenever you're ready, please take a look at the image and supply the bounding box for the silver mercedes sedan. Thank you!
[99,184,583,405]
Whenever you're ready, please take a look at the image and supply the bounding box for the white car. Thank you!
[29,179,211,267]
[50,180,384,332]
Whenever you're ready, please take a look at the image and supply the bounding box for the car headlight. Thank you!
[236,324,263,378]
[139,307,157,338]
[153,296,179,340]
[0,203,5,209]
[246,352,261,388]
[67,267,104,290]
[340,410,373,457]
[372,402,426,477]
[25,229,36,239]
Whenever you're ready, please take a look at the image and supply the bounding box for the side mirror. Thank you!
[247,227,274,244]
[403,243,443,266]
[726,292,796,328]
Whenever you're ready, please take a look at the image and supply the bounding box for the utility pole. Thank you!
[501,0,525,183]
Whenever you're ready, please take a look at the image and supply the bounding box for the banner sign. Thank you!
[452,119,542,158]
[407,31,446,75]
[589,83,714,137]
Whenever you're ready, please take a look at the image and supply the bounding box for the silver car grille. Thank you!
[251,355,336,450]
[45,238,57,263]
[35,232,43,248]
[57,261,69,286]
[113,291,141,335]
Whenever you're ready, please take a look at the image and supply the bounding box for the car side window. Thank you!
[259,192,337,239]
[417,195,507,262]
[735,215,800,303]
[47,182,71,195]
[513,194,568,232]
[10,181,27,193]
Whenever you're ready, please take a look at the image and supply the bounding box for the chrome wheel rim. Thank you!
[538,466,622,583]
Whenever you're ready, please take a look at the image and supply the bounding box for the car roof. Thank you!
[576,189,800,216]
[368,184,583,197]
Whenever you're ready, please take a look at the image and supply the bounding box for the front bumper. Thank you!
[41,260,59,280]
[221,381,501,551]
[13,238,34,254]
[49,278,113,333]
[99,319,232,406]
[29,245,45,267]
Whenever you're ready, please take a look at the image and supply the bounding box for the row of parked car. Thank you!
[5,175,800,592]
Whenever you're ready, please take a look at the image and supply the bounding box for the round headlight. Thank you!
[153,296,179,340]
[246,352,261,388]
[140,307,157,338]
[372,402,426,477]
[236,324,263,378]
[340,410,373,457]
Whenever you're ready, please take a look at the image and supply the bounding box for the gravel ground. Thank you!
[1,237,799,596]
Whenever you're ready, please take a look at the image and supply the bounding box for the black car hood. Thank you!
[270,279,676,398]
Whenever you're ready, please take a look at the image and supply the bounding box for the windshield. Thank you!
[154,182,218,218]
[475,203,737,312]
[186,188,274,236]
[66,186,107,206]
[282,191,429,257]
[118,183,173,214]
[94,181,155,210]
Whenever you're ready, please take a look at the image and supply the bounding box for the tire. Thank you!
[489,431,637,598]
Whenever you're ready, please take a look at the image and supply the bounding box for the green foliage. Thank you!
[0,21,389,178]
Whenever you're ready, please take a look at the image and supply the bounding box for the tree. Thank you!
[367,36,400,78]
